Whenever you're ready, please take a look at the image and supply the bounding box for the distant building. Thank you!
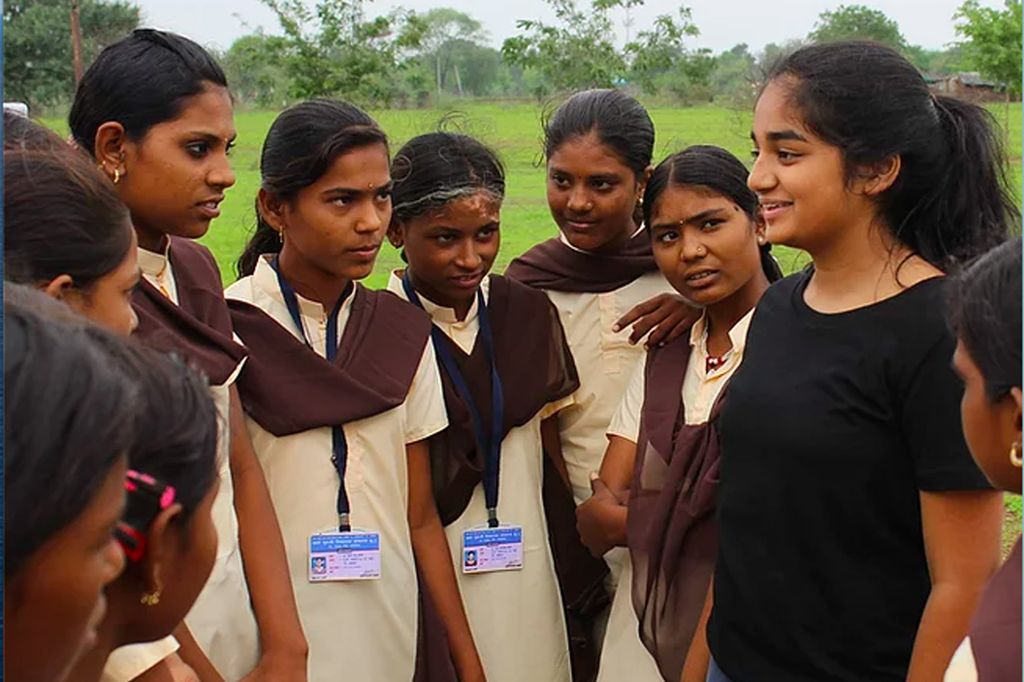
[926,72,1007,103]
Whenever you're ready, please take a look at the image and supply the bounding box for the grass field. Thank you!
[43,100,1023,551]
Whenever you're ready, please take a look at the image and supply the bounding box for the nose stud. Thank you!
[695,245,707,257]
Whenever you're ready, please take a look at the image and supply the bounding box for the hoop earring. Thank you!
[140,589,161,607]
[1010,442,1022,468]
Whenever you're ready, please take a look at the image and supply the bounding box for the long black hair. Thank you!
[4,148,134,291]
[644,145,784,282]
[391,132,505,224]
[948,238,1022,400]
[543,89,654,179]
[69,28,228,156]
[5,302,138,577]
[766,41,1017,270]
[236,99,388,277]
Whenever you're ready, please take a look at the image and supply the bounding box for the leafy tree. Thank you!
[4,0,139,111]
[501,0,627,96]
[808,4,907,51]
[905,45,966,75]
[955,0,1022,95]
[711,43,757,105]
[223,32,291,108]
[261,0,425,106]
[418,8,485,96]
[625,8,703,95]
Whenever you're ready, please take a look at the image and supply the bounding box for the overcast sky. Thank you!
[133,0,1000,55]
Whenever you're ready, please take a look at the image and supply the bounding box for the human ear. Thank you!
[42,274,75,301]
[638,164,655,199]
[94,122,128,182]
[257,188,288,235]
[1010,387,1022,444]
[857,155,901,197]
[386,220,407,249]
[141,503,184,597]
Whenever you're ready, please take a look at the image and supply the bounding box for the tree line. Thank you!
[4,0,1021,112]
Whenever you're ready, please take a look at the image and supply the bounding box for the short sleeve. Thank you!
[403,341,449,444]
[902,333,990,491]
[101,636,179,681]
[607,359,646,444]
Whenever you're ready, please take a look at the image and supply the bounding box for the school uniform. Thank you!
[129,239,259,680]
[506,230,674,675]
[388,272,579,682]
[102,637,179,682]
[603,311,752,682]
[225,257,447,682]
[944,538,1022,682]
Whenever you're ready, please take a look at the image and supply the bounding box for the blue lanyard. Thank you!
[271,257,353,532]
[401,274,505,527]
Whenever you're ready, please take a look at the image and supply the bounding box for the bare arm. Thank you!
[575,435,636,556]
[614,293,700,349]
[173,624,224,682]
[132,653,199,682]
[407,438,486,682]
[679,578,713,682]
[228,386,309,682]
[906,489,1003,681]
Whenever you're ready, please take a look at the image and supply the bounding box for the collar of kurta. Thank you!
[626,333,726,682]
[131,237,246,386]
[398,274,580,526]
[228,282,432,436]
[504,228,658,293]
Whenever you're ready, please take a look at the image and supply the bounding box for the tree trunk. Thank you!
[70,0,84,86]
[454,63,463,97]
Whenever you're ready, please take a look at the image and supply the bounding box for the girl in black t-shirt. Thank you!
[707,41,1018,682]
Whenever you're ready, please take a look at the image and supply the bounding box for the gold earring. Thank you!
[112,167,121,184]
[140,589,161,607]
[1010,442,1022,468]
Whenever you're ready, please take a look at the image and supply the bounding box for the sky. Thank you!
[134,0,1002,56]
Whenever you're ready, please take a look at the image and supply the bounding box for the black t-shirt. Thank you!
[707,269,990,682]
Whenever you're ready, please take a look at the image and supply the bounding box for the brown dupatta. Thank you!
[627,335,723,682]
[228,283,453,681]
[423,275,608,680]
[227,285,430,433]
[504,230,657,293]
[131,237,246,385]
[968,538,1021,681]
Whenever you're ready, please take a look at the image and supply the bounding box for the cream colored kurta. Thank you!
[132,246,259,680]
[944,638,979,682]
[388,273,572,682]
[226,259,448,682]
[101,637,179,682]
[598,310,754,682]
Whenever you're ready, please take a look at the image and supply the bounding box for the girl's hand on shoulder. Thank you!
[615,293,699,349]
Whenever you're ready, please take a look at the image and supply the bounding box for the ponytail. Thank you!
[236,206,281,277]
[759,244,784,283]
[918,95,1018,269]
[767,41,1018,271]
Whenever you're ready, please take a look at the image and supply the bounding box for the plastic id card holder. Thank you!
[308,530,381,582]
[461,525,524,574]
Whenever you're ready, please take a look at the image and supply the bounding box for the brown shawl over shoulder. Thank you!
[627,335,723,682]
[504,230,657,294]
[131,237,246,385]
[968,538,1021,681]
[228,285,431,434]
[426,275,608,681]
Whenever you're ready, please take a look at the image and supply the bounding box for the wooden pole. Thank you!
[70,0,84,86]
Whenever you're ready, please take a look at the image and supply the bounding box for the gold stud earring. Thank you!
[1010,442,1022,468]
[140,589,161,607]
